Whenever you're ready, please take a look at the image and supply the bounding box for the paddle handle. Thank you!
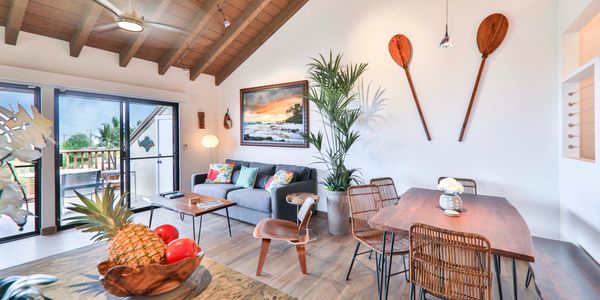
[404,68,432,141]
[459,57,487,142]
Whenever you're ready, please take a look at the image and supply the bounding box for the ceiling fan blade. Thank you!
[145,21,190,35]
[92,0,123,16]
[94,23,120,32]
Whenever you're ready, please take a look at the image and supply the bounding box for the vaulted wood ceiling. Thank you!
[0,0,308,85]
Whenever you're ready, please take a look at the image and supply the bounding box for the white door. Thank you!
[157,116,173,193]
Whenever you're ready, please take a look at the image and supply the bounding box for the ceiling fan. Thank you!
[93,0,188,34]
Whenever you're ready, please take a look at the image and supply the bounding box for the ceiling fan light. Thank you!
[439,32,454,48]
[223,20,231,28]
[117,17,143,32]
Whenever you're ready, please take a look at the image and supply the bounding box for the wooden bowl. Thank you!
[97,252,204,297]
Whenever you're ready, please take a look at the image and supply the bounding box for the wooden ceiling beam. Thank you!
[214,0,309,85]
[158,0,220,75]
[189,0,271,81]
[70,1,103,57]
[5,0,30,45]
[119,0,172,67]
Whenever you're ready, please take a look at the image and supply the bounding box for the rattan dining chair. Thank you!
[371,177,400,207]
[345,185,409,299]
[438,177,478,195]
[253,197,317,276]
[409,223,492,300]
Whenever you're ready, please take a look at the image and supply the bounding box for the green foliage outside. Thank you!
[61,133,91,150]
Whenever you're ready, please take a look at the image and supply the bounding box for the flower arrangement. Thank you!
[437,177,464,195]
[0,104,53,229]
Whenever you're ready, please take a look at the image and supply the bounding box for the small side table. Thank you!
[286,193,320,242]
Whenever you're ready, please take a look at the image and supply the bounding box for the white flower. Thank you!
[437,177,464,195]
[0,166,12,189]
[0,182,30,227]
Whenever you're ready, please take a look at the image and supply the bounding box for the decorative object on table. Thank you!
[437,177,464,211]
[264,169,294,192]
[138,136,155,152]
[444,209,460,217]
[438,176,478,194]
[240,80,309,148]
[305,51,367,235]
[65,185,204,296]
[223,108,233,129]
[206,162,233,183]
[153,224,179,244]
[0,104,53,230]
[198,112,205,129]
[458,13,509,142]
[388,34,432,141]
[201,134,219,163]
[0,274,58,299]
[439,0,454,48]
[235,165,258,189]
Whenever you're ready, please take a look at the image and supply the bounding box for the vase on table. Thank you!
[326,191,349,235]
[439,193,463,211]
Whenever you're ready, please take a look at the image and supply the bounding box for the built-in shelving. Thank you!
[562,57,599,162]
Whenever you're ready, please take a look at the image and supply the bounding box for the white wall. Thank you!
[558,0,600,262]
[216,0,560,239]
[0,29,218,229]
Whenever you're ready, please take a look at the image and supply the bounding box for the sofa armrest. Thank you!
[271,180,317,222]
[191,173,208,189]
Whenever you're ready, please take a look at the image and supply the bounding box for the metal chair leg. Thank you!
[494,255,504,300]
[409,283,415,300]
[369,250,373,260]
[403,254,409,282]
[385,232,395,300]
[419,287,425,300]
[379,231,387,300]
[346,241,361,280]
[525,264,533,288]
[512,258,518,300]
[375,253,381,298]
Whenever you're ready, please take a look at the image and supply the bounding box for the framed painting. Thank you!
[240,80,309,148]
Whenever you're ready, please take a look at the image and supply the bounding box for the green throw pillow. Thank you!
[235,166,258,189]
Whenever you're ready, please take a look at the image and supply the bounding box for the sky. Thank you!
[243,85,304,123]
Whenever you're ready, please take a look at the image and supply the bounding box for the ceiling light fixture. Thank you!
[439,0,453,48]
[218,2,231,28]
[117,0,143,32]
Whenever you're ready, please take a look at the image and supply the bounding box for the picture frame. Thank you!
[240,80,309,148]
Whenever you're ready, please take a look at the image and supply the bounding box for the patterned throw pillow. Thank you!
[235,166,258,189]
[206,163,234,183]
[264,170,294,192]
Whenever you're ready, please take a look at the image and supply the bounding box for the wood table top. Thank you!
[144,192,235,217]
[368,188,535,262]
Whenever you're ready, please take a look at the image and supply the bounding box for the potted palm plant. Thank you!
[305,52,367,235]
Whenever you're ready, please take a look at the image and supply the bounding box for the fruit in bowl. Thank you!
[166,238,201,264]
[65,186,204,296]
[154,224,179,244]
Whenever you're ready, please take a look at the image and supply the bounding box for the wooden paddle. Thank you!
[389,34,431,141]
[458,13,509,142]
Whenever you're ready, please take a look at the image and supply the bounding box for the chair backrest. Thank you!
[438,177,478,195]
[298,197,316,231]
[409,223,491,300]
[347,185,383,238]
[370,177,399,207]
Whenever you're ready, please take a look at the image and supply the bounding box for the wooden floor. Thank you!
[1,208,543,299]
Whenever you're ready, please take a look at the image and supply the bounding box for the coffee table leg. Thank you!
[192,215,196,243]
[226,207,232,237]
[148,206,154,228]
[197,215,203,242]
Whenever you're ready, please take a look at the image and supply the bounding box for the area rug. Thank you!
[1,243,295,299]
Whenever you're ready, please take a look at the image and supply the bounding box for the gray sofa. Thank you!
[191,159,317,224]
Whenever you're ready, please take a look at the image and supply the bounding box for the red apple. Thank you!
[165,238,200,264]
[153,224,179,244]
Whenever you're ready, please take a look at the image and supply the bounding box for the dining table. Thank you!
[368,187,535,300]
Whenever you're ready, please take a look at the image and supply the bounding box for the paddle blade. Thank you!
[477,13,509,56]
[388,34,413,69]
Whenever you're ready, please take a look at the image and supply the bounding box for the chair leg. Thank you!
[346,241,361,280]
[494,255,504,300]
[525,264,533,288]
[256,238,271,276]
[403,254,409,282]
[409,283,415,300]
[375,253,382,298]
[296,244,307,274]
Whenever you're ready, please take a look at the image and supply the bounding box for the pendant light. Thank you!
[439,0,454,48]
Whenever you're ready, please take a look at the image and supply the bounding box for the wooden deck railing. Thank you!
[61,148,120,170]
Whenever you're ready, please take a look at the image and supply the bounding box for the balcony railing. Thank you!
[61,148,119,170]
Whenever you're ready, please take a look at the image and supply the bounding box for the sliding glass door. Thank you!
[54,90,179,229]
[0,83,41,243]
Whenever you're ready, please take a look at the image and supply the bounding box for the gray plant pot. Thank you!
[326,190,349,235]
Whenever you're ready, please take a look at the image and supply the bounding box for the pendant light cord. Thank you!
[445,0,449,33]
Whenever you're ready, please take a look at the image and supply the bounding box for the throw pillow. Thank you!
[235,166,258,189]
[264,170,294,192]
[206,163,234,183]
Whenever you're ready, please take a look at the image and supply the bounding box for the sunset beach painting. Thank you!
[240,81,309,148]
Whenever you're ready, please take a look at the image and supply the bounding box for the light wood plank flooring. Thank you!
[0,208,541,299]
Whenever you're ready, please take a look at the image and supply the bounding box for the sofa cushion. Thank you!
[226,159,250,184]
[193,183,241,199]
[235,166,258,189]
[249,162,276,175]
[255,174,271,189]
[227,189,272,213]
[276,164,310,182]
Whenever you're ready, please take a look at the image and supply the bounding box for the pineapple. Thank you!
[65,185,166,268]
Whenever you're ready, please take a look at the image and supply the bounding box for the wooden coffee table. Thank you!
[144,192,236,243]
